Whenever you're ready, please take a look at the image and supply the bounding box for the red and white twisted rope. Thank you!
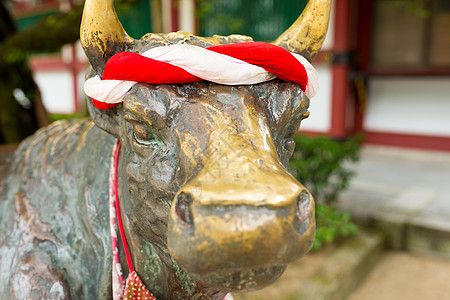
[85,42,318,110]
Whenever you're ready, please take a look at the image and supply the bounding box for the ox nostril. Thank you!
[293,191,312,236]
[175,192,194,226]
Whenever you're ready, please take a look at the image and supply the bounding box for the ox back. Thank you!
[0,119,115,299]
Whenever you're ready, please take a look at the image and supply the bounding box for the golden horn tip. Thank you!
[273,0,331,62]
[80,0,133,73]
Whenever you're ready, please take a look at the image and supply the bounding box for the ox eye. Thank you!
[134,132,157,146]
[132,124,161,147]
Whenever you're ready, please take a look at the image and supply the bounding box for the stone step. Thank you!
[296,230,384,300]
[370,211,450,259]
[339,179,450,259]
[337,145,450,259]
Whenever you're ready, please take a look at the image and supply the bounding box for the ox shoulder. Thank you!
[0,119,115,299]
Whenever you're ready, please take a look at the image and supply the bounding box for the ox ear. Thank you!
[87,98,123,137]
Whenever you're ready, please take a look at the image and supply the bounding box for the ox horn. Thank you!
[273,0,331,62]
[80,0,134,74]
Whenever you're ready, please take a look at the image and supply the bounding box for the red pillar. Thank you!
[70,44,79,112]
[171,0,179,31]
[353,0,373,133]
[328,0,352,139]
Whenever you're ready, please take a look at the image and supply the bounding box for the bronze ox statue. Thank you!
[0,0,330,298]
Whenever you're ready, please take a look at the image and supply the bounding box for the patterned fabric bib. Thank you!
[123,271,156,300]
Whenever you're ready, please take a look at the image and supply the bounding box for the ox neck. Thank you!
[110,139,230,300]
[111,140,157,300]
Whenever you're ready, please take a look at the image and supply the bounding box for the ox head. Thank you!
[81,0,330,295]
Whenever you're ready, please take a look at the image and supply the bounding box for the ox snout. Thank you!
[167,162,315,291]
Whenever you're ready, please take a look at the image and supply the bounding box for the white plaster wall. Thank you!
[34,71,74,114]
[320,0,335,51]
[299,0,334,132]
[300,66,332,132]
[365,78,450,137]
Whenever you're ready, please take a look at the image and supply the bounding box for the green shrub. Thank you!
[289,134,362,251]
[312,204,358,251]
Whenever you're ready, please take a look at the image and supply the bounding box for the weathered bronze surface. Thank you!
[0,0,330,299]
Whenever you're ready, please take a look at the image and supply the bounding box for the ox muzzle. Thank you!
[168,118,315,292]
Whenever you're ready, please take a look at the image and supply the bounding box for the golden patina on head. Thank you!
[117,81,314,293]
[168,85,314,291]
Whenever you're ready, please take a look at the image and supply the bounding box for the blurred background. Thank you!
[1,0,450,299]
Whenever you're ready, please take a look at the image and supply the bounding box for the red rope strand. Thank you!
[113,140,134,273]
